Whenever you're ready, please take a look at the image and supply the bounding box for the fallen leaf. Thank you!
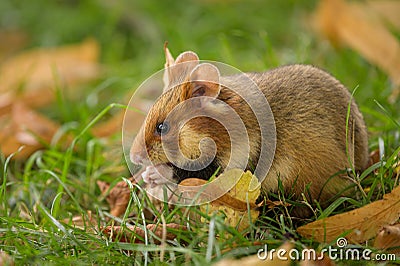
[0,102,64,159]
[297,185,400,243]
[179,169,261,232]
[314,0,400,93]
[0,251,14,266]
[180,182,257,211]
[214,242,293,266]
[97,180,110,195]
[223,170,261,202]
[0,29,28,61]
[366,0,400,30]
[178,169,259,207]
[0,38,100,114]
[97,177,136,217]
[373,223,400,255]
[102,223,185,244]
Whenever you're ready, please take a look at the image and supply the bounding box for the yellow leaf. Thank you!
[225,170,261,203]
[373,224,400,255]
[314,0,400,86]
[0,29,28,61]
[179,169,261,232]
[367,0,400,30]
[0,38,100,114]
[0,102,66,159]
[297,185,400,243]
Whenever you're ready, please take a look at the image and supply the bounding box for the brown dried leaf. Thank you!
[0,38,100,114]
[0,251,14,266]
[297,185,400,243]
[373,223,400,255]
[102,223,185,244]
[367,0,400,30]
[314,0,400,86]
[97,180,110,195]
[0,29,28,61]
[0,102,64,159]
[97,177,136,217]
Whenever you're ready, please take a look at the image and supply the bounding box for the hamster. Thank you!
[129,47,369,210]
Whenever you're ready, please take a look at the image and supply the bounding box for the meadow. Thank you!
[0,0,399,265]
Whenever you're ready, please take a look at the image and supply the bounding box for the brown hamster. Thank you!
[129,47,369,210]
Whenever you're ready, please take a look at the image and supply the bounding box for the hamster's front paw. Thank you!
[141,164,174,187]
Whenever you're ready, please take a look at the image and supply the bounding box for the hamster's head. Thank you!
[130,50,231,184]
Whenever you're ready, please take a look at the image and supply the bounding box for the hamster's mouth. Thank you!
[142,159,220,184]
[167,160,221,183]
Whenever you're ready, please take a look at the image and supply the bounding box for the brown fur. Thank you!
[131,58,369,211]
[249,65,369,203]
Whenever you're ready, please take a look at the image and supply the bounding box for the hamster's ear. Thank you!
[174,51,199,64]
[164,42,175,68]
[187,63,220,98]
[163,50,199,93]
[163,43,175,91]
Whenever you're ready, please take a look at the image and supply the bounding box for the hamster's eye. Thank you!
[156,121,170,135]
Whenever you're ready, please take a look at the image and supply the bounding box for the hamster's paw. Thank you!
[141,164,173,187]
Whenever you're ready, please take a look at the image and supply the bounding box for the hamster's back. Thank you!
[243,65,368,203]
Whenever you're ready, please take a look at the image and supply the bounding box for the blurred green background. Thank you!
[0,0,397,143]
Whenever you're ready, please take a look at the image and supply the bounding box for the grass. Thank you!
[1,0,400,265]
